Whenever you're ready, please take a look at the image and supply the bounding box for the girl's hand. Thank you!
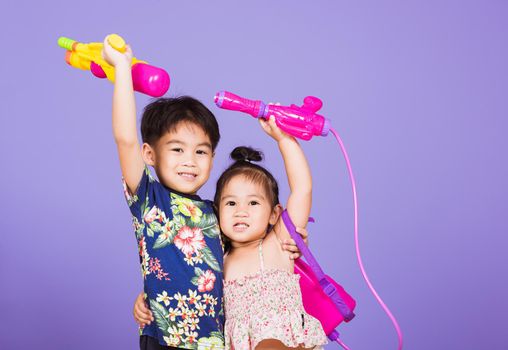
[281,226,309,260]
[102,35,133,68]
[259,115,294,143]
[133,291,153,328]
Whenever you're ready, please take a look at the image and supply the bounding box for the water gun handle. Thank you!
[105,34,127,53]
[264,105,327,141]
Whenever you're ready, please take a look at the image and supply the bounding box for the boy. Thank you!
[103,37,224,349]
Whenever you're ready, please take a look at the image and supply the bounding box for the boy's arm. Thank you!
[259,117,312,237]
[103,36,144,193]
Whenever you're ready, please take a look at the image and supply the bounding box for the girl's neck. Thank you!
[230,237,264,252]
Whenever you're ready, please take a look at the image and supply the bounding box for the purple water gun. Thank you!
[214,91,330,141]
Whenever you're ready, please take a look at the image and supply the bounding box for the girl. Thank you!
[135,117,327,349]
[215,117,327,349]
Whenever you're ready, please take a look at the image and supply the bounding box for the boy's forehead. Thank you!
[164,121,212,145]
[170,120,207,135]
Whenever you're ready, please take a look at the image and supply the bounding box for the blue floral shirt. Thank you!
[124,167,225,349]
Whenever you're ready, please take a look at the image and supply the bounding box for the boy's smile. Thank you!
[178,172,197,181]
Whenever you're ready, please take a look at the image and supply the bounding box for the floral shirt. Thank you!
[124,167,225,349]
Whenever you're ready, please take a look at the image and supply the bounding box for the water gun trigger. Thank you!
[90,61,107,79]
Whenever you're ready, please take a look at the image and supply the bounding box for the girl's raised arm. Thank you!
[259,116,312,238]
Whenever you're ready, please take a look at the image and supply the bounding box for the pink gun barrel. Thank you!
[214,91,330,141]
[131,63,170,98]
[89,60,170,98]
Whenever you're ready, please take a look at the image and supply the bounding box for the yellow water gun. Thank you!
[58,34,170,97]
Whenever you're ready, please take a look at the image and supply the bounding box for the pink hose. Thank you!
[330,127,404,350]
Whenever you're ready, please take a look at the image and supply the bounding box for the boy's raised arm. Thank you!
[103,36,145,194]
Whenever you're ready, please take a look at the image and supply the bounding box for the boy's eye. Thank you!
[171,148,183,153]
[196,149,208,155]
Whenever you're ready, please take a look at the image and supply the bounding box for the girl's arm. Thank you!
[259,117,312,239]
[103,36,144,194]
[133,291,153,328]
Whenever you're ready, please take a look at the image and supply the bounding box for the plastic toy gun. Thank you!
[58,34,170,97]
[214,91,331,141]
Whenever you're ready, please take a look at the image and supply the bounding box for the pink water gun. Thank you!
[214,91,330,141]
[215,91,404,350]
[58,34,170,97]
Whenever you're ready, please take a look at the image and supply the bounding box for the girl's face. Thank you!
[218,175,279,247]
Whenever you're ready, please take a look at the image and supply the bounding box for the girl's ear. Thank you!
[142,143,156,166]
[269,204,283,225]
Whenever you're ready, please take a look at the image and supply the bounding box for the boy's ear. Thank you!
[141,143,156,166]
[269,204,283,225]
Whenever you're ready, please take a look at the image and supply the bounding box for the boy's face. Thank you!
[147,122,214,195]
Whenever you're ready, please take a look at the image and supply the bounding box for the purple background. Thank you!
[1,1,507,349]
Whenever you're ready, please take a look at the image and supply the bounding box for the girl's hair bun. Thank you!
[230,146,263,163]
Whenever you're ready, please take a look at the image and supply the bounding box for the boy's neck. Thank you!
[151,167,203,200]
[165,184,202,201]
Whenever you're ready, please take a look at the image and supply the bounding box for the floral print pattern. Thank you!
[149,257,170,281]
[191,268,217,293]
[174,226,207,257]
[123,167,224,349]
[224,241,327,350]
[174,196,204,223]
[151,289,222,348]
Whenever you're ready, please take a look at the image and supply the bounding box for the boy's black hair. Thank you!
[141,96,220,150]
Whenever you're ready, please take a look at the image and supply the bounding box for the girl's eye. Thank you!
[249,201,259,205]
[225,201,236,206]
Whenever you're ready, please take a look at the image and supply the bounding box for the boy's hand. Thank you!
[133,291,153,328]
[281,226,309,260]
[102,34,133,68]
[259,114,294,143]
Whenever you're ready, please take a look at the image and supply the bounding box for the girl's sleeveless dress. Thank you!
[224,240,327,350]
